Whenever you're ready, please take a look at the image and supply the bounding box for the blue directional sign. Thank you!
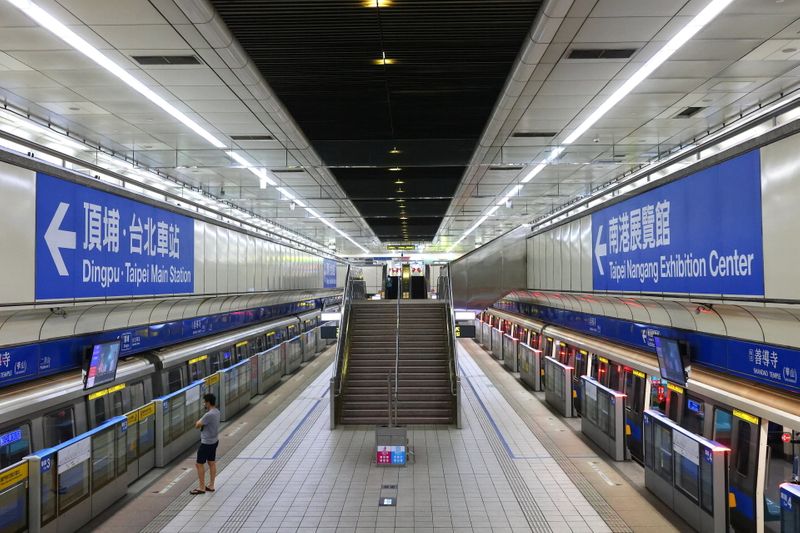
[323,258,337,288]
[35,173,195,299]
[592,150,764,295]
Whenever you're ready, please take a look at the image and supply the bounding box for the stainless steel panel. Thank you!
[761,135,800,300]
[0,162,35,304]
[230,230,241,292]
[676,301,726,336]
[245,235,255,292]
[715,304,764,341]
[748,306,800,347]
[254,239,264,292]
[639,299,672,326]
[526,237,535,289]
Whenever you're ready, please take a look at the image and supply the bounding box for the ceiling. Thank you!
[436,0,800,253]
[210,0,542,241]
[1,0,800,256]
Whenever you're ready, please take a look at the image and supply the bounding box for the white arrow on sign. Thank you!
[44,202,76,276]
[594,224,607,276]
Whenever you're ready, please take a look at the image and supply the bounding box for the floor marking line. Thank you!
[158,468,193,494]
[459,363,545,461]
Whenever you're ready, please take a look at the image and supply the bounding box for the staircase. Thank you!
[340,300,454,425]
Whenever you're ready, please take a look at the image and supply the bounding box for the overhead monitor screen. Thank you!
[654,336,687,386]
[84,341,121,389]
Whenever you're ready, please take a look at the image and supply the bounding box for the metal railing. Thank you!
[330,266,354,428]
[391,288,400,425]
[442,272,461,427]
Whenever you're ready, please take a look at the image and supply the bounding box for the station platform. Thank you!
[95,341,685,533]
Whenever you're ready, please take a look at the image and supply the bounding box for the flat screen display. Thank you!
[84,341,121,389]
[654,336,686,385]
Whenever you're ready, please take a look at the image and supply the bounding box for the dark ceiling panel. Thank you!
[211,0,541,241]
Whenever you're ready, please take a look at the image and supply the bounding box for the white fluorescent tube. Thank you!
[562,0,734,145]
[5,0,227,149]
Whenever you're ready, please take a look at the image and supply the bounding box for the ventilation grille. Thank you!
[568,48,637,60]
[274,168,305,173]
[674,106,705,118]
[511,131,557,138]
[230,134,274,141]
[131,55,202,65]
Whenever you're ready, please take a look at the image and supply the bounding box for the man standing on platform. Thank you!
[191,393,220,494]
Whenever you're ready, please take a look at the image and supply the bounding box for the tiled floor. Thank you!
[148,344,680,533]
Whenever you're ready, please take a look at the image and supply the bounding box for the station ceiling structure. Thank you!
[0,0,799,255]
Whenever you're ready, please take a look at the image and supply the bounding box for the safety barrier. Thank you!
[490,327,503,359]
[122,401,156,484]
[155,381,206,467]
[519,343,543,391]
[301,329,317,362]
[580,376,626,461]
[285,335,303,374]
[256,345,284,394]
[474,318,483,345]
[780,483,800,530]
[544,356,575,417]
[8,325,328,533]
[0,459,29,533]
[481,322,491,350]
[502,333,519,372]
[643,410,730,532]
[26,416,128,532]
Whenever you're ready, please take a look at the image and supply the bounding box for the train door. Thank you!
[717,408,765,532]
[235,341,249,362]
[623,369,648,463]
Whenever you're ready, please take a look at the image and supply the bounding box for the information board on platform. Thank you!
[591,150,764,295]
[35,173,195,299]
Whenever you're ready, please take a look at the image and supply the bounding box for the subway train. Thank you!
[476,307,800,533]
[0,308,324,472]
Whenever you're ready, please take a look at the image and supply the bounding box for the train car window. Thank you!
[92,397,107,427]
[649,379,667,414]
[210,353,221,373]
[167,367,183,393]
[682,395,705,435]
[0,425,31,469]
[111,390,124,417]
[653,422,673,483]
[188,360,205,382]
[713,408,732,448]
[221,350,233,369]
[735,423,752,476]
[43,407,75,447]
[129,381,145,410]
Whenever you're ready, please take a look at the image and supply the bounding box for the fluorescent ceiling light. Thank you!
[5,0,226,149]
[6,0,370,255]
[562,0,734,144]
[449,0,733,254]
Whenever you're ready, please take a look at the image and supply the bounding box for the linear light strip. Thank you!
[7,0,369,253]
[448,0,734,253]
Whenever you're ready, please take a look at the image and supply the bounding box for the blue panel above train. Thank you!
[496,299,800,394]
[0,296,339,389]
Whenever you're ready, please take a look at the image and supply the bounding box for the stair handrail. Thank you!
[445,271,460,398]
[333,265,354,400]
[394,283,400,421]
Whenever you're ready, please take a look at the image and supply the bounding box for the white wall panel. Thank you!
[233,232,244,291]
[526,237,535,289]
[193,221,205,294]
[761,135,800,300]
[216,226,228,293]
[204,222,217,294]
[553,225,563,290]
[570,220,581,291]
[580,216,592,291]
[254,239,263,292]
[0,162,35,303]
